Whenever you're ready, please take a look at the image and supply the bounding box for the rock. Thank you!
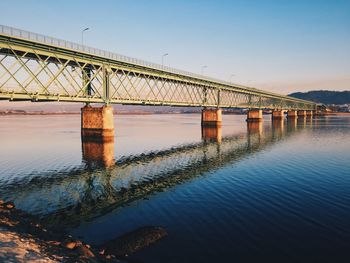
[0,202,113,263]
[76,243,95,258]
[48,240,61,246]
[65,241,77,249]
[101,226,167,257]
[5,202,15,209]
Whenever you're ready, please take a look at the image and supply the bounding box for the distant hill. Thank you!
[289,90,350,105]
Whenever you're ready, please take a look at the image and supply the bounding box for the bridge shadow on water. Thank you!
[0,117,313,227]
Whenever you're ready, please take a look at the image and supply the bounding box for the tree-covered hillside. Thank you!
[289,90,350,105]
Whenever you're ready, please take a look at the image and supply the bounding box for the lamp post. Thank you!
[81,27,90,45]
[161,53,169,66]
[201,65,207,75]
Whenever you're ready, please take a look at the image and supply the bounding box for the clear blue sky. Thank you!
[1,0,349,94]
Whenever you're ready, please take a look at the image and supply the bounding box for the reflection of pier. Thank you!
[287,118,298,132]
[247,121,263,135]
[201,126,222,143]
[0,121,307,226]
[272,119,284,139]
[82,137,115,167]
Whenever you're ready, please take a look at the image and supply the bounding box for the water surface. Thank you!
[0,114,350,262]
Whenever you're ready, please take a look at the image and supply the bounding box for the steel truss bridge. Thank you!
[0,25,316,110]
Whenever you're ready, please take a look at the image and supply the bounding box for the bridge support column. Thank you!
[246,109,262,122]
[287,110,297,119]
[201,108,222,127]
[297,110,307,117]
[306,110,313,117]
[272,110,285,120]
[81,105,114,138]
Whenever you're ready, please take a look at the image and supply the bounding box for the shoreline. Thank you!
[0,200,117,262]
[0,200,166,262]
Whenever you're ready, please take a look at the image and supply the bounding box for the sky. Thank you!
[1,0,349,94]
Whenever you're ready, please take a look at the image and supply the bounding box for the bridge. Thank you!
[0,25,317,139]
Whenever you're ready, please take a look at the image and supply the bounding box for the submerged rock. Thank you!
[0,200,15,210]
[5,202,15,209]
[101,226,167,257]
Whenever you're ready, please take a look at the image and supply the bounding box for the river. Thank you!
[0,114,350,262]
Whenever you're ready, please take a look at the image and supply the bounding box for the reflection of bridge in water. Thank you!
[0,119,310,226]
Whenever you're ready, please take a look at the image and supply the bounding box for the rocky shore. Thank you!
[0,200,167,262]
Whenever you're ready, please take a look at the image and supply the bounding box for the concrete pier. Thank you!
[246,109,263,122]
[297,110,307,117]
[314,110,322,116]
[202,126,222,143]
[272,110,285,120]
[306,110,313,117]
[201,108,222,127]
[81,105,114,138]
[287,110,298,119]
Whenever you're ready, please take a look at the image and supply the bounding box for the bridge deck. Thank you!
[0,25,316,110]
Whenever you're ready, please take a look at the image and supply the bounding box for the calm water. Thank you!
[1,113,350,262]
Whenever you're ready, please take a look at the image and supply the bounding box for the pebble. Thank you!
[76,244,95,258]
[6,203,15,209]
[49,241,61,246]
[65,242,77,249]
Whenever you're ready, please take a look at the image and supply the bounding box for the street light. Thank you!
[201,65,207,75]
[81,27,90,45]
[161,53,168,66]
